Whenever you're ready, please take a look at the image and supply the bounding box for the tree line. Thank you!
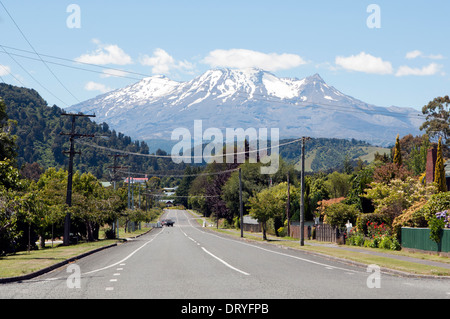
[0,95,163,255]
[0,83,188,182]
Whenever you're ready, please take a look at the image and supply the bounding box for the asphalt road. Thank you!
[1,209,449,300]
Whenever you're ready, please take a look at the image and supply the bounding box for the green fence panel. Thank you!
[401,227,450,253]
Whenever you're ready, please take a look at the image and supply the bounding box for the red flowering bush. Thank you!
[367,221,391,239]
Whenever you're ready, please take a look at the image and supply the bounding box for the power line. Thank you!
[0,60,25,86]
[115,167,240,179]
[0,45,69,106]
[0,44,153,79]
[75,137,300,160]
[0,1,81,104]
[0,49,144,81]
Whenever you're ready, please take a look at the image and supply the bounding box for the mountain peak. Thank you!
[69,68,422,146]
[305,73,325,82]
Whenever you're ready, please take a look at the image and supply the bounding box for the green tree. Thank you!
[435,137,447,193]
[222,162,266,219]
[0,97,16,162]
[420,96,450,146]
[248,183,295,240]
[407,135,430,175]
[323,202,359,228]
[325,171,351,198]
[393,134,402,166]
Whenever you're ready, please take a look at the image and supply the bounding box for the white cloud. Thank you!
[406,50,444,60]
[84,81,112,93]
[395,63,443,77]
[0,64,11,76]
[335,52,393,75]
[406,50,423,59]
[202,49,307,71]
[140,48,194,75]
[76,40,133,65]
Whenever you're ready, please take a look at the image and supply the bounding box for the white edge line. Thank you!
[201,247,250,276]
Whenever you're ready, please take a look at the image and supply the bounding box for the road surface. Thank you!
[0,209,449,300]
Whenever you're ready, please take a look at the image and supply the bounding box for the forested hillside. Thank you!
[0,83,187,181]
[0,83,391,182]
[279,138,390,172]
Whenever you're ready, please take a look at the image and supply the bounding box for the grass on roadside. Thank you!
[0,239,119,279]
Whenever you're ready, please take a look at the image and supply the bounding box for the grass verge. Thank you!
[0,240,119,279]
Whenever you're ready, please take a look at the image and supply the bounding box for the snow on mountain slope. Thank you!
[69,68,423,147]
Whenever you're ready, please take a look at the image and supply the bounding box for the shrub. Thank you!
[347,228,365,246]
[323,202,359,228]
[378,235,393,250]
[429,211,448,244]
[277,226,287,237]
[392,199,428,238]
[367,221,391,239]
[356,213,390,235]
[420,192,450,221]
[390,237,401,250]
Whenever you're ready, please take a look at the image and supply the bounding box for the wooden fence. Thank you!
[290,225,311,239]
[290,224,345,243]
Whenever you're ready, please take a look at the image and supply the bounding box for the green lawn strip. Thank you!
[118,225,152,239]
[0,239,118,279]
[297,245,450,276]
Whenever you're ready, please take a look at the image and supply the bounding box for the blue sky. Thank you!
[0,0,448,111]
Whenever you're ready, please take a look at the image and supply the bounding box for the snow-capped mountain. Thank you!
[69,68,423,147]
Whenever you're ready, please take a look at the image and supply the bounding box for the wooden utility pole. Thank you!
[60,112,95,246]
[239,167,244,238]
[300,136,310,246]
[286,173,290,237]
[108,154,129,189]
[108,154,128,239]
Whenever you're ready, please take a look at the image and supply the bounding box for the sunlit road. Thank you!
[0,209,449,299]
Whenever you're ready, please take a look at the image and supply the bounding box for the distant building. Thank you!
[160,200,174,207]
[163,186,178,196]
[123,177,148,184]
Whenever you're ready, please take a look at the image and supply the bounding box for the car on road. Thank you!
[165,219,174,227]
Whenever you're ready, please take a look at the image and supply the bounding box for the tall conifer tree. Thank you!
[435,137,447,192]
[393,134,402,166]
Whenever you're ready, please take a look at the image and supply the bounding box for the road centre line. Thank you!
[43,228,163,282]
[82,229,163,276]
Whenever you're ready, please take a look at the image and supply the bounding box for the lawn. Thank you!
[0,225,153,279]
